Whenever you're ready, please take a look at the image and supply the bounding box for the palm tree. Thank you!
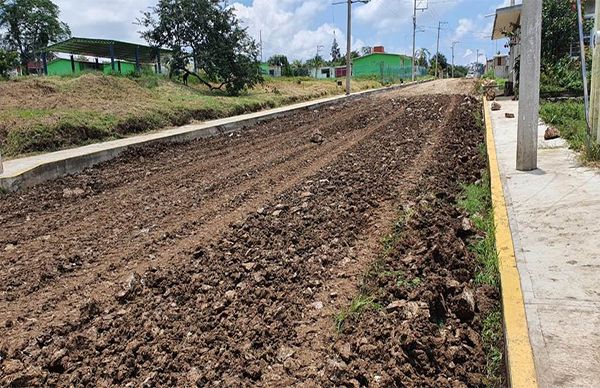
[416,48,430,67]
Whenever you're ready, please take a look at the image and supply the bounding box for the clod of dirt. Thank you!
[505,112,515,118]
[454,288,476,322]
[491,102,501,111]
[310,130,325,144]
[544,126,561,140]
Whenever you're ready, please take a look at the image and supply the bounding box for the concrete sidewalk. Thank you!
[489,98,600,387]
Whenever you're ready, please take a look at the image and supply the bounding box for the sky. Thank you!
[53,0,522,66]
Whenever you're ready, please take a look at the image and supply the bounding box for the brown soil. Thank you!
[0,80,499,387]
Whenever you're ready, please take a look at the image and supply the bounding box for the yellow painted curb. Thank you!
[483,97,538,388]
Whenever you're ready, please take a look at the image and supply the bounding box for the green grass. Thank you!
[335,295,382,332]
[539,100,600,163]
[482,310,504,387]
[0,73,383,157]
[458,170,503,386]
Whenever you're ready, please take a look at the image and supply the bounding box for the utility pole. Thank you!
[517,0,542,171]
[346,0,352,94]
[590,0,600,138]
[334,0,370,95]
[435,21,447,78]
[259,30,263,63]
[451,41,459,78]
[315,45,324,78]
[575,0,590,130]
[412,0,428,81]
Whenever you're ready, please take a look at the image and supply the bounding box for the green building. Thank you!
[352,53,424,82]
[47,58,139,76]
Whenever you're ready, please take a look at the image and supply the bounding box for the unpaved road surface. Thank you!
[0,79,500,386]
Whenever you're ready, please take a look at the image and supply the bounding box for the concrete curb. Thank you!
[0,79,432,192]
[483,97,538,388]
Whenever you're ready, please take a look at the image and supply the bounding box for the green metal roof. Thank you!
[46,37,171,63]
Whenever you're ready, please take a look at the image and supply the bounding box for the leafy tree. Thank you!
[350,50,360,59]
[452,65,468,78]
[0,0,70,74]
[0,48,19,78]
[330,37,342,65]
[139,0,262,96]
[267,54,292,76]
[541,0,591,64]
[360,46,372,56]
[267,54,289,67]
[429,52,448,75]
[290,59,309,77]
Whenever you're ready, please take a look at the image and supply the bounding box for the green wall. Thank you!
[47,58,143,76]
[353,53,424,82]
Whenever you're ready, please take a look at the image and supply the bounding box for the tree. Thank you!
[429,52,448,75]
[330,37,341,65]
[416,48,430,67]
[452,65,468,78]
[139,0,262,96]
[0,48,19,78]
[361,46,372,56]
[541,0,590,64]
[0,0,70,74]
[268,54,292,76]
[290,59,309,77]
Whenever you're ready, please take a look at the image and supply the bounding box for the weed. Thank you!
[335,294,382,332]
[540,100,600,163]
[458,160,503,384]
[482,310,503,387]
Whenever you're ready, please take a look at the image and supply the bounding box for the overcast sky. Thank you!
[54,0,521,65]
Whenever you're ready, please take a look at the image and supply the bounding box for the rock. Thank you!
[310,130,325,144]
[299,191,313,198]
[455,288,476,321]
[491,102,501,111]
[116,272,141,303]
[4,243,15,251]
[2,359,24,375]
[272,210,282,217]
[242,262,256,271]
[335,342,352,361]
[257,207,265,214]
[277,346,295,362]
[386,300,406,312]
[544,126,561,140]
[310,301,324,310]
[62,187,85,198]
[224,290,236,300]
[505,112,515,118]
[461,217,472,232]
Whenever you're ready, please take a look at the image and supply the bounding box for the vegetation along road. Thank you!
[0,79,503,386]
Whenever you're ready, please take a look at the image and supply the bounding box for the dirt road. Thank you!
[0,79,499,386]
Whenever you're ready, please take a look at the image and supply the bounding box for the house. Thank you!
[260,63,282,77]
[311,66,347,79]
[46,58,140,76]
[486,54,510,79]
[352,48,415,82]
[491,3,522,87]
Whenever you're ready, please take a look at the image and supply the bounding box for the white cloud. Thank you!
[232,0,361,61]
[55,0,151,43]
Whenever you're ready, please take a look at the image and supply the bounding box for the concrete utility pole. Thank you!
[590,0,600,139]
[334,0,370,95]
[412,0,428,81]
[517,0,542,171]
[316,45,324,78]
[346,0,352,94]
[576,0,590,130]
[451,41,459,78]
[435,21,447,78]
